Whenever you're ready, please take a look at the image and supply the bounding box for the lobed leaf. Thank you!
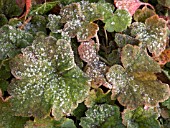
[0,97,29,128]
[106,44,169,109]
[60,1,114,42]
[80,104,125,128]
[122,107,161,128]
[0,25,34,60]
[114,0,154,16]
[134,6,156,23]
[104,9,132,32]
[131,15,168,56]
[8,35,90,119]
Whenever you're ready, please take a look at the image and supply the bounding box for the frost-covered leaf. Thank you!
[78,40,98,64]
[105,9,132,32]
[78,39,107,87]
[23,15,47,35]
[158,0,170,8]
[59,1,114,41]
[134,6,156,22]
[0,25,34,60]
[131,15,168,56]
[47,14,62,33]
[122,107,161,128]
[8,35,90,119]
[80,104,125,128]
[115,33,140,48]
[30,1,59,15]
[162,98,170,109]
[25,117,76,128]
[0,97,29,128]
[106,44,169,109]
[114,0,154,16]
[85,88,112,107]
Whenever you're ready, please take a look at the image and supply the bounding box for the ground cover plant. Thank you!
[0,0,170,127]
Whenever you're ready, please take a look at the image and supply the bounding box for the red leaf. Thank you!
[114,0,154,16]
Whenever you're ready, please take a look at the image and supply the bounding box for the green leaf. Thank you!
[0,25,34,60]
[8,35,90,119]
[0,14,8,27]
[133,6,156,23]
[30,1,59,15]
[122,107,161,128]
[84,88,112,107]
[105,9,132,32]
[73,102,87,120]
[0,0,22,18]
[25,117,76,128]
[106,44,169,109]
[80,104,125,128]
[162,98,170,109]
[131,15,168,56]
[0,97,29,128]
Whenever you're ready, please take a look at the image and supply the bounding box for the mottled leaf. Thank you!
[60,1,114,42]
[114,0,154,16]
[122,107,161,128]
[106,44,169,109]
[80,104,125,128]
[0,97,29,128]
[131,15,168,56]
[0,25,34,60]
[8,35,90,119]
[78,40,98,64]
[105,9,132,32]
[134,6,156,22]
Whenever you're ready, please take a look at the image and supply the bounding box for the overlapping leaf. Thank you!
[114,0,154,16]
[131,15,168,56]
[85,88,112,107]
[134,6,156,22]
[0,25,33,60]
[106,44,169,109]
[60,1,114,41]
[80,104,125,128]
[162,98,170,109]
[122,107,161,128]
[8,35,90,119]
[104,9,132,32]
[0,97,29,128]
